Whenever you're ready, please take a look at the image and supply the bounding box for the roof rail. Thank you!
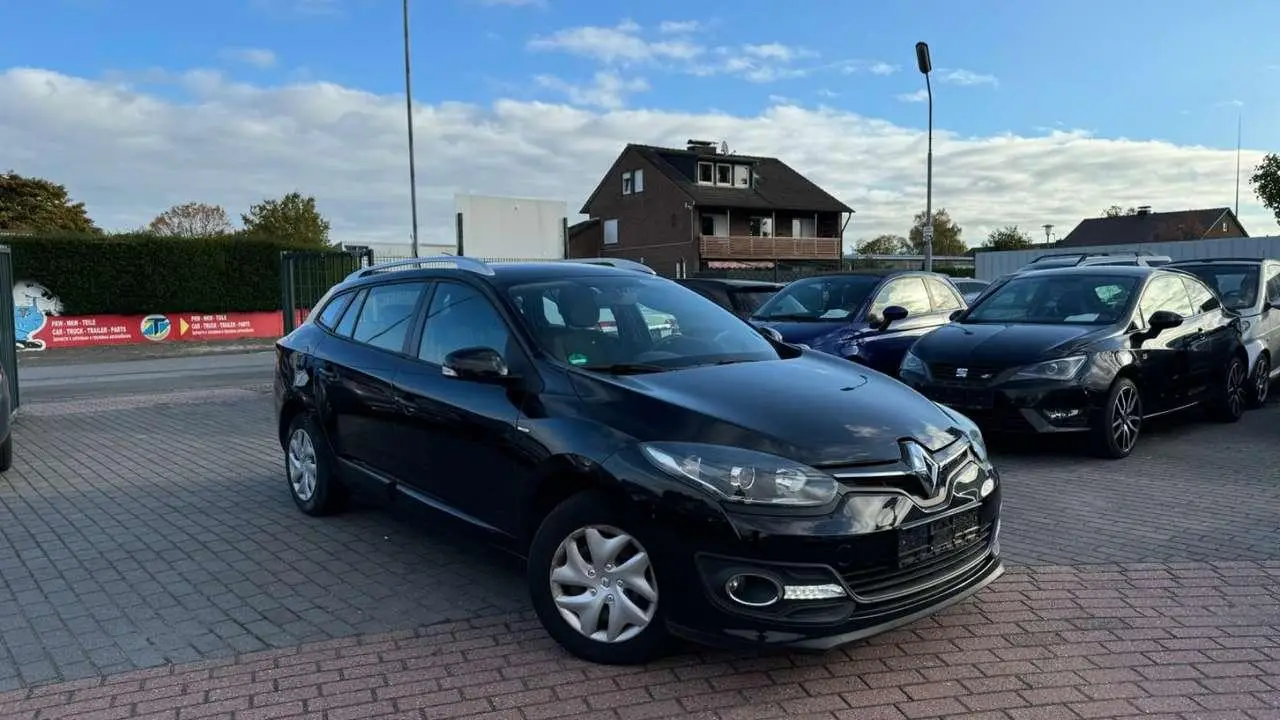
[344,255,496,281]
[1166,257,1265,264]
[560,258,658,275]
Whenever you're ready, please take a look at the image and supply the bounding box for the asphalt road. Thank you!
[16,351,276,402]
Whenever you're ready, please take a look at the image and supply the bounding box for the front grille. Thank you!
[830,437,974,499]
[929,363,1000,384]
[840,520,993,603]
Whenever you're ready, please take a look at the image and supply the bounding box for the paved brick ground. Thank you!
[1,383,1278,717]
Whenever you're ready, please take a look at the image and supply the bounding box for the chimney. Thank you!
[1136,205,1151,215]
[686,139,719,155]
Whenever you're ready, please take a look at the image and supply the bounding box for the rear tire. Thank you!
[1090,378,1142,459]
[1248,353,1270,408]
[0,433,12,473]
[527,491,670,665]
[284,412,347,516]
[1208,354,1247,422]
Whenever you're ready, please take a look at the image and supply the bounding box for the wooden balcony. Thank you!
[699,235,841,261]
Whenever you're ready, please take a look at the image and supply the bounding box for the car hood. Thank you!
[569,353,960,466]
[912,322,1108,367]
[750,319,866,346]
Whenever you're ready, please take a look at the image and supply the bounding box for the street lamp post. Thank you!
[403,0,420,258]
[915,42,934,272]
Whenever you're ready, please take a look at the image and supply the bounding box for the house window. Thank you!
[733,165,750,187]
[633,169,644,192]
[792,217,816,238]
[749,217,772,237]
[716,164,732,185]
[621,171,633,195]
[698,162,714,184]
[603,218,618,245]
[700,215,716,236]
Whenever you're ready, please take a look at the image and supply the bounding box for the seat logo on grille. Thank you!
[955,367,968,378]
[901,440,942,498]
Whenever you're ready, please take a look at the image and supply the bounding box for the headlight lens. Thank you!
[936,403,989,464]
[1012,354,1087,381]
[640,442,837,507]
[900,350,926,374]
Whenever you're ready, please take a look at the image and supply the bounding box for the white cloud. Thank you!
[534,72,648,109]
[527,20,701,64]
[896,88,929,103]
[219,47,278,69]
[658,20,701,34]
[837,59,899,76]
[742,43,814,63]
[1,66,1273,251]
[937,68,998,87]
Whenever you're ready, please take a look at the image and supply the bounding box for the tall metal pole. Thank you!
[403,0,420,258]
[1234,111,1242,218]
[915,42,934,272]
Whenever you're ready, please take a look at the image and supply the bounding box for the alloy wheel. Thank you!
[287,428,318,502]
[1111,384,1141,454]
[1255,355,1270,405]
[1227,358,1247,416]
[549,525,658,644]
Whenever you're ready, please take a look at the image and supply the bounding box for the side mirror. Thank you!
[1147,310,1183,333]
[1200,296,1221,312]
[880,305,909,330]
[948,309,964,321]
[756,326,784,342]
[443,346,510,381]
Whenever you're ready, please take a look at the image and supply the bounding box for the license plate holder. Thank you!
[898,509,982,568]
[926,385,994,409]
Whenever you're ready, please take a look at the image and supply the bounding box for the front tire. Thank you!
[284,412,347,516]
[0,433,12,472]
[1208,354,1247,422]
[527,491,669,665]
[1090,377,1142,459]
[1248,353,1270,408]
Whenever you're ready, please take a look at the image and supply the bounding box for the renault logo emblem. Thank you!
[901,440,942,498]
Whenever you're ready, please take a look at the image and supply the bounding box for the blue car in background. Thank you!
[750,270,968,377]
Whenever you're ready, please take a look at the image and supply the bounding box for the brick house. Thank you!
[568,140,853,277]
[1058,206,1249,247]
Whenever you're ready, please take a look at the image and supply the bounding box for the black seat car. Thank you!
[675,277,784,319]
[899,266,1248,459]
[274,257,1005,664]
[1166,257,1280,407]
[750,270,967,377]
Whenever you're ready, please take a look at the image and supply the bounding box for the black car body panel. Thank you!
[274,259,1003,656]
[750,271,968,377]
[899,265,1246,435]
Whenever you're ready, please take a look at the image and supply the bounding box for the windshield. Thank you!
[506,275,780,371]
[730,288,778,314]
[751,275,881,321]
[1175,265,1258,310]
[963,274,1139,325]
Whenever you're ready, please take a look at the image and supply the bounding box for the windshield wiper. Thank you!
[579,362,668,375]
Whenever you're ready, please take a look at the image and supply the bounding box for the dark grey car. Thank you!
[1168,258,1280,406]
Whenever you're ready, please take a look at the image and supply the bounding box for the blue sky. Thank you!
[3,0,1276,151]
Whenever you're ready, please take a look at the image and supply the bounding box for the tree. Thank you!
[0,171,99,234]
[856,234,909,255]
[983,225,1034,251]
[907,208,965,256]
[1251,153,1280,228]
[1102,205,1139,218]
[241,191,331,246]
[149,202,233,237]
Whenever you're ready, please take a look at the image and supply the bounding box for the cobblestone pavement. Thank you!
[1,384,1278,718]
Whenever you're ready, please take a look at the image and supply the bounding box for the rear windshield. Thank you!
[1175,264,1259,309]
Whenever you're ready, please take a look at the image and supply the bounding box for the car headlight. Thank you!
[1012,355,1087,381]
[900,350,926,375]
[935,403,989,464]
[640,442,838,507]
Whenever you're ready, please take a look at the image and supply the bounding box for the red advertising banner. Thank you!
[21,310,306,351]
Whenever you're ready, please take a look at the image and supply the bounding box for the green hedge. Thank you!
[2,233,352,316]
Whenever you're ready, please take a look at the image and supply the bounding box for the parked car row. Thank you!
[274,257,1006,665]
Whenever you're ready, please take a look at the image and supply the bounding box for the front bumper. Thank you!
[899,370,1108,434]
[604,445,1005,651]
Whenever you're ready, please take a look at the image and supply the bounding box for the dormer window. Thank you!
[698,162,714,184]
[696,160,751,187]
[733,165,750,187]
[716,164,732,184]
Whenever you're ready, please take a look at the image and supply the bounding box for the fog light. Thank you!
[980,477,995,498]
[782,583,847,601]
[1043,408,1082,421]
[725,574,782,607]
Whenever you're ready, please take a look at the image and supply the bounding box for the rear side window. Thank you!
[352,282,428,352]
[334,289,366,337]
[314,292,354,330]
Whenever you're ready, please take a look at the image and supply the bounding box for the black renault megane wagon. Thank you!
[273,257,1005,664]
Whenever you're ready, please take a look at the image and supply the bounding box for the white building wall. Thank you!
[974,235,1280,280]
[454,194,567,260]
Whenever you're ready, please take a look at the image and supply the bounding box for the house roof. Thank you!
[580,143,853,215]
[1059,207,1247,247]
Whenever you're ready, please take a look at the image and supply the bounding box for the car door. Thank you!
[319,280,430,481]
[1179,275,1236,399]
[1131,273,1197,412]
[388,279,536,536]
[858,276,942,374]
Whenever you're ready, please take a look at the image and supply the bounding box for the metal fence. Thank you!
[0,246,17,412]
[279,249,374,334]
[692,256,976,284]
